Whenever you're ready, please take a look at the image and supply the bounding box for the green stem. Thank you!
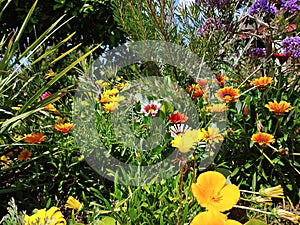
[234,205,273,215]
[273,117,281,136]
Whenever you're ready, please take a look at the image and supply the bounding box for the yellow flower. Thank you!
[65,196,84,211]
[103,102,119,112]
[199,127,224,144]
[192,171,240,212]
[191,211,242,225]
[54,123,74,134]
[259,185,284,198]
[254,196,273,205]
[171,129,201,153]
[24,207,66,225]
[207,103,228,114]
[1,155,10,169]
[103,88,119,96]
[45,69,56,78]
[275,209,300,223]
[251,132,275,147]
[265,100,293,116]
[11,104,23,110]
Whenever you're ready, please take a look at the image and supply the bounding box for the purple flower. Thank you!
[282,36,300,58]
[195,0,232,9]
[196,18,223,36]
[281,0,300,13]
[246,48,267,57]
[249,0,277,15]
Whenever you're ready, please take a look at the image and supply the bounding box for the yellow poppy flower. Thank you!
[190,211,242,225]
[192,171,240,212]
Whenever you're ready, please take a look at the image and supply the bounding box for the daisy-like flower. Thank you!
[186,84,206,99]
[197,78,210,89]
[24,133,46,144]
[215,86,240,103]
[54,123,74,134]
[41,91,51,100]
[65,196,84,211]
[170,124,191,137]
[199,127,224,144]
[215,74,227,87]
[191,210,242,225]
[251,132,275,147]
[251,77,273,91]
[44,104,60,114]
[192,171,240,212]
[171,129,201,153]
[103,102,119,112]
[167,112,188,124]
[24,207,66,225]
[141,101,161,117]
[17,149,32,161]
[265,100,293,116]
[259,185,284,198]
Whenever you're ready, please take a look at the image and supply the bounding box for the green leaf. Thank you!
[244,219,267,225]
[98,217,120,225]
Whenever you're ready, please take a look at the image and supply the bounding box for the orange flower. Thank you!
[192,171,240,212]
[54,123,74,134]
[18,149,32,161]
[215,74,226,87]
[44,104,60,114]
[24,133,46,144]
[197,78,210,89]
[251,132,275,147]
[167,112,188,123]
[215,86,240,103]
[186,84,206,99]
[251,77,273,91]
[265,100,293,116]
[191,211,242,225]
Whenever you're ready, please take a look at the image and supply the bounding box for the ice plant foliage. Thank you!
[251,132,275,146]
[265,100,293,116]
[141,101,162,116]
[251,77,273,91]
[24,133,46,144]
[215,86,240,103]
[192,171,240,212]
